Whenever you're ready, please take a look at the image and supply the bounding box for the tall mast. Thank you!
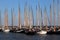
[11,8,15,28]
[50,4,52,27]
[11,8,13,27]
[18,4,21,29]
[57,0,60,26]
[53,0,55,27]
[40,9,42,30]
[53,0,56,31]
[36,0,40,26]
[36,6,39,26]
[31,7,34,26]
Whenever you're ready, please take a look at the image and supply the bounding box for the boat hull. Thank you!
[47,31,60,35]
[25,29,36,35]
[25,31,36,35]
[16,29,25,33]
[3,29,10,33]
[37,30,47,34]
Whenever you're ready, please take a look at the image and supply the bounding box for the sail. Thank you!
[4,8,8,29]
[18,4,21,29]
[43,7,48,26]
[29,7,33,29]
[36,4,40,26]
[24,3,29,27]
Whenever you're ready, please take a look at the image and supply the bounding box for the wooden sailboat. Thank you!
[16,4,24,33]
[37,0,47,34]
[24,3,29,29]
[3,8,10,32]
[25,6,36,35]
[24,3,31,34]
[37,8,47,34]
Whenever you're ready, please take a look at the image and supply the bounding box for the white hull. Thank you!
[37,30,47,34]
[3,29,10,33]
[16,30,23,33]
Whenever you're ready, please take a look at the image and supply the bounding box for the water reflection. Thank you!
[0,32,60,40]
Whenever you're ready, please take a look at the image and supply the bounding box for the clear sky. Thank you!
[0,0,59,26]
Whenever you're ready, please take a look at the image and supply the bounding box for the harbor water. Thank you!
[0,32,60,40]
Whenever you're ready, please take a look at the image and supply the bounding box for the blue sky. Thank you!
[0,0,59,26]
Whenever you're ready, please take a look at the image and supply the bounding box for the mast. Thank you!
[11,9,13,27]
[36,0,40,26]
[36,6,39,26]
[31,7,34,27]
[53,0,56,31]
[50,4,52,27]
[11,8,14,28]
[18,4,21,29]
[40,9,42,30]
[38,0,42,29]
[57,0,60,26]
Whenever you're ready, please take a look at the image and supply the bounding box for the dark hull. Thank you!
[10,30,16,33]
[47,31,60,35]
[25,31,36,35]
[10,29,25,33]
[24,29,36,35]
[0,29,3,32]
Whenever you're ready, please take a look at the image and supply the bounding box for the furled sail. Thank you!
[24,3,29,28]
[18,4,21,29]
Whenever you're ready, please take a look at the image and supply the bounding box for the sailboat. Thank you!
[37,8,47,34]
[3,8,10,33]
[16,4,24,33]
[37,1,47,34]
[24,3,29,29]
[25,6,36,35]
